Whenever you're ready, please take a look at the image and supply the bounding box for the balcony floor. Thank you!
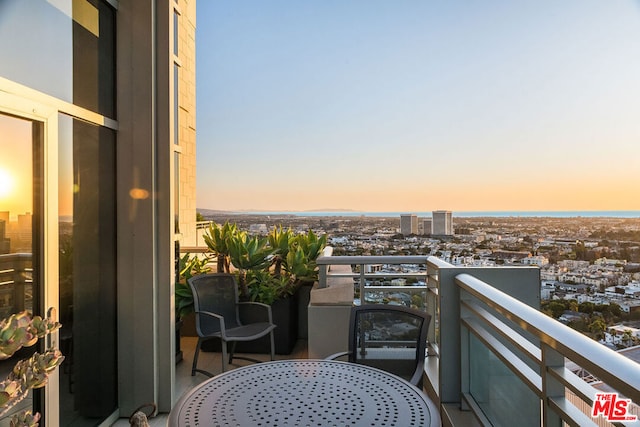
[112,336,309,426]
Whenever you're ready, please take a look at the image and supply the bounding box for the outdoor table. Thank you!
[169,359,441,426]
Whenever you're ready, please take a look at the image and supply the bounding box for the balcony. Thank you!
[163,253,640,426]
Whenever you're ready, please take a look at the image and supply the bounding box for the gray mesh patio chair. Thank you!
[328,304,430,386]
[188,273,276,377]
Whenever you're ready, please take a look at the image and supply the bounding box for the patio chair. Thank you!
[188,273,276,377]
[327,304,430,386]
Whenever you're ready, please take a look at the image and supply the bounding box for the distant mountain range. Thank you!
[198,208,355,214]
[196,209,640,219]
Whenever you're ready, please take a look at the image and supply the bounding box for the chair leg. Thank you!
[221,339,228,373]
[228,341,236,365]
[269,330,275,361]
[191,337,202,376]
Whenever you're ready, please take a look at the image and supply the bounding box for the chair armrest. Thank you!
[325,351,350,361]
[195,310,226,338]
[238,302,274,324]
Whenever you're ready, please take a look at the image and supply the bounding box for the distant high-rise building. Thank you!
[16,212,32,243]
[0,212,8,224]
[400,214,418,235]
[432,210,453,236]
[0,220,9,254]
[423,219,432,235]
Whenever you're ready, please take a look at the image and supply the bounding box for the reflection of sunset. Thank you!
[0,168,13,198]
[130,188,150,200]
[0,114,33,218]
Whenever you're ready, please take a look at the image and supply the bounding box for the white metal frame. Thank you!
[0,89,59,426]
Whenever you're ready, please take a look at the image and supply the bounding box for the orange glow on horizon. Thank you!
[202,178,640,213]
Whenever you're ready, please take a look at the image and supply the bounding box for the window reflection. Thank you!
[0,0,116,118]
[58,114,117,426]
[0,112,40,423]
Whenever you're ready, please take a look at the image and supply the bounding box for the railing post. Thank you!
[12,255,26,312]
[318,263,327,289]
[426,260,440,353]
[359,263,365,304]
[541,345,563,427]
[459,314,471,410]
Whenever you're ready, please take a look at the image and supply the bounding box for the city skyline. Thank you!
[196,1,640,213]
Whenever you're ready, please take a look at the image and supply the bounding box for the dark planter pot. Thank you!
[179,312,197,337]
[296,282,314,340]
[175,319,184,363]
[202,295,298,355]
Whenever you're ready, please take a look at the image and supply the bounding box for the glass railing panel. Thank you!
[469,333,540,427]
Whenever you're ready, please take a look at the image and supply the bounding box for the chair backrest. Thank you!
[348,304,431,386]
[188,273,241,336]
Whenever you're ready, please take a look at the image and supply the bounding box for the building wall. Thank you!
[177,0,197,246]
[0,1,125,424]
[0,0,197,422]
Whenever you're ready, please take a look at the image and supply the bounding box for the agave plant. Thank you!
[191,223,326,305]
[0,311,63,427]
[227,231,274,298]
[202,222,237,273]
[246,269,296,305]
[284,230,328,285]
[267,226,294,278]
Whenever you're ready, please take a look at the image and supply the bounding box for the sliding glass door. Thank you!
[0,104,48,424]
[58,114,117,426]
[1,88,117,426]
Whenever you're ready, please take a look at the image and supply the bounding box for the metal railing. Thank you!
[0,253,33,317]
[316,255,431,309]
[457,273,640,426]
[317,253,640,426]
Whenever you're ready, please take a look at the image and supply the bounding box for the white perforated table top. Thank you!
[169,359,440,427]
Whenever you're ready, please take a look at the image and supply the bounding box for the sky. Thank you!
[195,1,640,213]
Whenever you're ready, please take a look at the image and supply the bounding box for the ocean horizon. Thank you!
[212,210,640,219]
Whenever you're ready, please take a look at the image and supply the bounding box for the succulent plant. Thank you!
[9,410,39,427]
[0,311,63,426]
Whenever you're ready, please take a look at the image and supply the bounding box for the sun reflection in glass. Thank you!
[0,168,13,198]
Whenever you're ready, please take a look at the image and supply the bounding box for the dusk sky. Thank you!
[195,1,640,213]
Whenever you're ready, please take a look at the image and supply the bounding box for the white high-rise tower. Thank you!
[400,214,418,235]
[432,210,453,236]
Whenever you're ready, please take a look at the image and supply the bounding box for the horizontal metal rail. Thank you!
[0,253,33,314]
[317,255,429,266]
[317,255,430,310]
[456,272,640,426]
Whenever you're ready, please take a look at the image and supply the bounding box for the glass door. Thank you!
[57,114,117,426]
[0,101,54,425]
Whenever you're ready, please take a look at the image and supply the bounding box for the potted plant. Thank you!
[285,230,327,339]
[192,222,326,354]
